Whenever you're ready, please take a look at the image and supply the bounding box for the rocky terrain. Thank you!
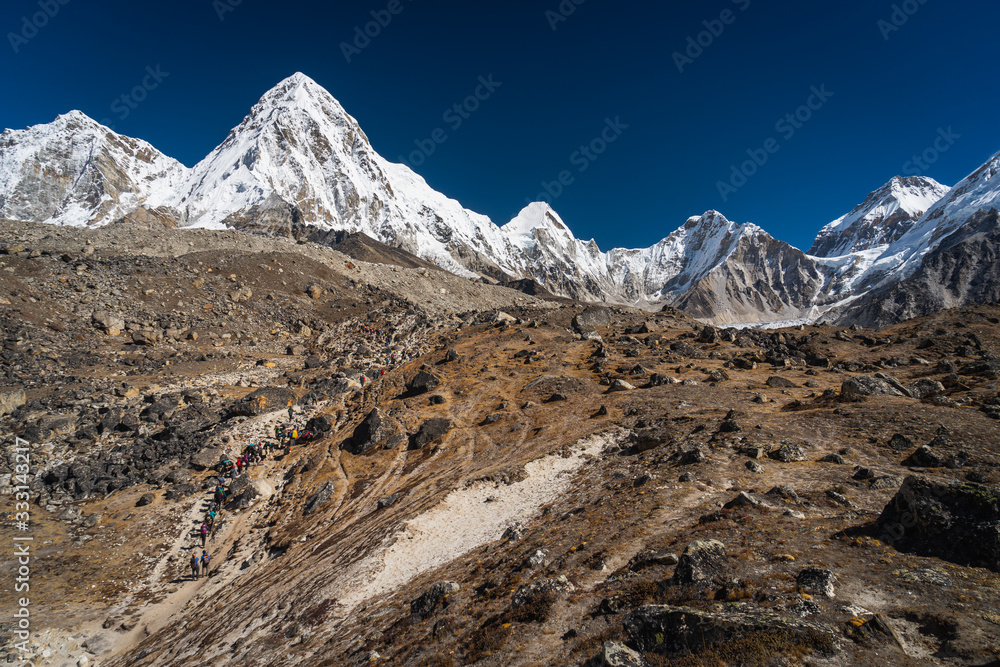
[1,219,999,666]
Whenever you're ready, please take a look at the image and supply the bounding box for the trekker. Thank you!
[288,406,294,421]
[200,523,209,547]
[201,551,211,578]
[190,553,200,579]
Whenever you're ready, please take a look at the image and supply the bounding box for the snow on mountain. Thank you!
[0,111,188,226]
[166,72,520,278]
[3,73,1000,328]
[809,176,950,257]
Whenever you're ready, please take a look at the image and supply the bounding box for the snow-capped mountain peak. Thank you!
[0,110,188,227]
[809,175,950,257]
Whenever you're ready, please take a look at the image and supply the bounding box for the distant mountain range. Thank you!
[2,73,998,327]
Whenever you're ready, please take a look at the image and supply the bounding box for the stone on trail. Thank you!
[189,447,226,471]
[601,641,650,667]
[796,567,837,598]
[671,539,728,585]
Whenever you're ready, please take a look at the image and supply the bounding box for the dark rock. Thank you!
[304,481,336,515]
[746,460,765,474]
[136,493,154,507]
[718,419,741,433]
[630,428,670,453]
[869,476,903,491]
[844,614,905,647]
[624,604,836,659]
[724,492,762,510]
[305,415,332,435]
[903,445,944,468]
[820,454,845,464]
[410,418,454,450]
[876,475,1000,571]
[766,376,798,389]
[406,370,440,396]
[411,581,460,618]
[428,395,445,405]
[888,433,913,452]
[377,493,402,510]
[345,409,401,455]
[165,484,197,500]
[672,540,728,585]
[907,378,945,399]
[572,309,613,333]
[678,473,696,483]
[304,356,326,370]
[766,486,800,502]
[230,387,296,417]
[679,448,706,465]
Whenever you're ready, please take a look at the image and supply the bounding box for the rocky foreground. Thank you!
[1,219,999,666]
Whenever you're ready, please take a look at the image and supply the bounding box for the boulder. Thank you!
[230,387,296,417]
[492,311,517,325]
[234,480,274,509]
[903,445,945,468]
[766,376,798,389]
[189,447,226,471]
[303,481,336,515]
[724,492,763,510]
[91,311,125,335]
[0,387,26,416]
[672,539,728,585]
[377,493,402,510]
[513,575,575,607]
[607,379,636,393]
[601,641,650,667]
[630,428,671,453]
[411,581,460,618]
[572,309,613,333]
[345,409,401,455]
[769,442,806,463]
[405,370,440,396]
[796,567,836,598]
[410,418,454,450]
[841,374,912,401]
[624,605,836,659]
[875,475,1000,571]
[136,493,154,507]
[907,378,945,399]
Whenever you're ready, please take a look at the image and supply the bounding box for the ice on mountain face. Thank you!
[810,176,950,257]
[0,112,188,226]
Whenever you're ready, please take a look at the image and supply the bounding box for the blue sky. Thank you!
[1,0,997,252]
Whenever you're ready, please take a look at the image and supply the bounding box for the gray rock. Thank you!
[189,447,226,471]
[797,567,837,598]
[745,460,765,474]
[766,375,798,388]
[904,445,945,468]
[136,493,154,507]
[607,379,636,393]
[229,387,296,417]
[304,481,336,515]
[841,374,912,401]
[769,442,806,463]
[513,575,575,607]
[672,539,728,584]
[907,378,945,399]
[572,308,613,333]
[377,493,402,510]
[601,641,650,667]
[410,581,459,618]
[0,387,26,416]
[724,492,762,510]
[630,428,670,453]
[91,311,125,335]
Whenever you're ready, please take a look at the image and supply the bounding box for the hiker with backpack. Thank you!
[200,523,209,547]
[190,552,201,579]
[201,551,211,578]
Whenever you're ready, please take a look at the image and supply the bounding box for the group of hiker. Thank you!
[188,419,318,581]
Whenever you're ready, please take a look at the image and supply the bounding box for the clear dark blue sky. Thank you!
[1,0,997,252]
